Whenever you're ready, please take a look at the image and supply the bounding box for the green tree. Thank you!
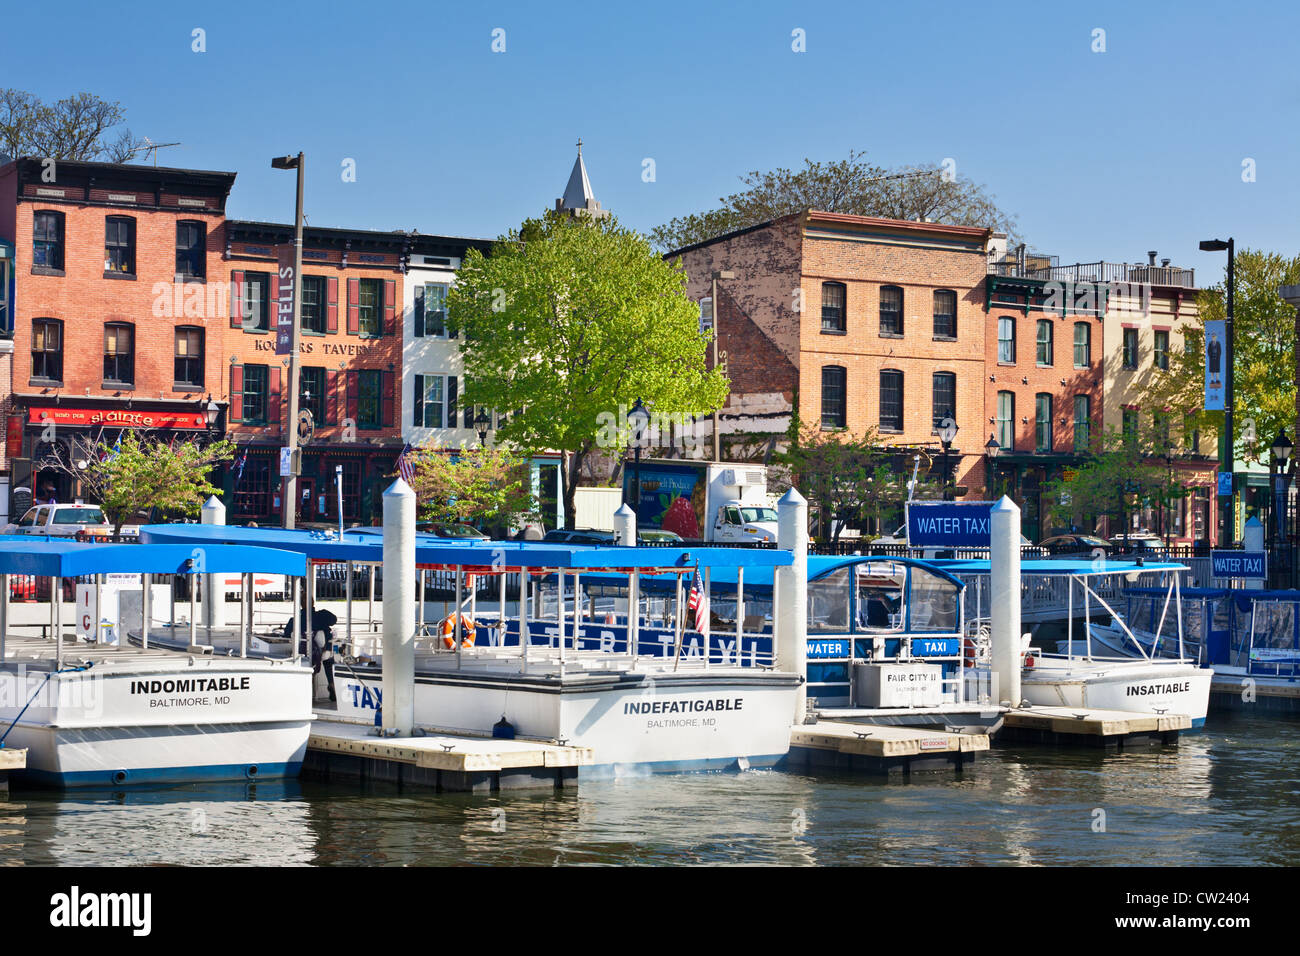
[1139,249,1300,466]
[448,210,730,527]
[78,433,235,537]
[406,445,535,527]
[650,150,1019,251]
[1,88,147,162]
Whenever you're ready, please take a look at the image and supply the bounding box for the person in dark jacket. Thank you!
[283,607,339,701]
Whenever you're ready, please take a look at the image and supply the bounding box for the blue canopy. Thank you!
[932,557,1189,576]
[0,540,307,578]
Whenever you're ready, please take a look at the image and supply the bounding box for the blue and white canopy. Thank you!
[0,539,307,578]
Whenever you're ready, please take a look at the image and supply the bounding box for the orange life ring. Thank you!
[440,613,476,649]
[962,637,978,668]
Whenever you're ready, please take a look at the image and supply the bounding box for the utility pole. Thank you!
[273,153,305,529]
[710,270,734,461]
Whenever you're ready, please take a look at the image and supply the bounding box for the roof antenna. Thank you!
[127,137,182,167]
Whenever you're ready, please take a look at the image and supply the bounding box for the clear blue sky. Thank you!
[5,0,1297,277]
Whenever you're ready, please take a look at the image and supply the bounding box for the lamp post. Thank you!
[272,152,305,529]
[1271,429,1293,587]
[1199,237,1234,545]
[709,270,734,462]
[474,409,492,448]
[984,434,1000,497]
[203,395,220,439]
[1164,441,1174,551]
[938,416,958,500]
[627,399,650,526]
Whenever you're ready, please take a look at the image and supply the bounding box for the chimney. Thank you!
[1161,258,1171,268]
[1147,250,1158,266]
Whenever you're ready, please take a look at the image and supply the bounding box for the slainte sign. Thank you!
[623,697,742,715]
[30,408,206,430]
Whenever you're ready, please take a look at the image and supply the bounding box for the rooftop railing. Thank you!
[990,258,1197,289]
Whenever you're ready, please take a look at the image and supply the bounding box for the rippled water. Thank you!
[3,712,1297,866]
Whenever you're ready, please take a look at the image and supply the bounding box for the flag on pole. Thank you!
[397,443,415,484]
[233,451,248,488]
[687,564,708,635]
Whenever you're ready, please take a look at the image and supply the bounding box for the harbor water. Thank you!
[2,711,1297,866]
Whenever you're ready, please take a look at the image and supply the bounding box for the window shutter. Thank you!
[230,365,243,422]
[326,277,339,333]
[382,370,395,427]
[414,286,425,338]
[347,278,360,335]
[446,376,457,429]
[326,370,339,424]
[270,271,281,330]
[346,371,359,423]
[230,271,245,328]
[383,279,397,336]
[268,366,282,431]
[413,375,424,428]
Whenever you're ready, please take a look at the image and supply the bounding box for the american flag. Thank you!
[233,451,248,487]
[687,565,708,634]
[397,443,415,484]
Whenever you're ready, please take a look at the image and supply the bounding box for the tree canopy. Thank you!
[447,210,730,526]
[650,150,1019,251]
[406,444,534,527]
[0,88,147,162]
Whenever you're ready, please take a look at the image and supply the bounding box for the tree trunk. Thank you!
[563,448,587,530]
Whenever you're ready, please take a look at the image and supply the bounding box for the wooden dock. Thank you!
[786,720,988,775]
[1000,706,1190,749]
[0,748,25,792]
[304,718,594,792]
[1210,676,1300,715]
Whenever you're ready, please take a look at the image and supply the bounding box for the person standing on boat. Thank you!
[282,607,338,701]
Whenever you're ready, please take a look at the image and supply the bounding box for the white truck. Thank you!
[623,459,778,543]
[2,502,114,538]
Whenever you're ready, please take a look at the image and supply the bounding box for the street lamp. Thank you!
[938,416,958,501]
[627,399,651,525]
[1164,441,1174,550]
[1199,237,1234,545]
[1271,429,1293,584]
[709,270,734,461]
[272,152,306,529]
[203,395,220,436]
[474,409,492,448]
[984,434,1000,497]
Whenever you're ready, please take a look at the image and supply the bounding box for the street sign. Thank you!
[1212,550,1267,579]
[279,446,293,477]
[906,501,994,548]
[1217,471,1233,496]
[275,264,295,355]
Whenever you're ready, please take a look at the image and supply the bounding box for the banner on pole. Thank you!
[1204,319,1225,411]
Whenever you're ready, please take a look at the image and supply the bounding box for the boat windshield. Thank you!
[855,563,905,631]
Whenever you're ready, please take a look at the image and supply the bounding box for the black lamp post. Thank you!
[1199,237,1234,545]
[938,416,958,500]
[203,395,220,439]
[474,409,491,448]
[627,399,650,524]
[1271,429,1292,586]
[984,434,1000,497]
[1164,442,1174,550]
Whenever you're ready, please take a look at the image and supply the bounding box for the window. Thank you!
[1073,322,1091,368]
[243,272,270,330]
[998,316,1015,363]
[334,459,361,520]
[175,221,206,280]
[33,211,64,271]
[821,282,846,333]
[1035,393,1053,452]
[174,327,204,387]
[933,290,956,339]
[1074,395,1091,452]
[1122,328,1139,369]
[300,367,325,424]
[880,369,903,432]
[0,255,9,331]
[234,457,271,517]
[358,279,382,337]
[1122,408,1139,445]
[301,276,326,334]
[1154,330,1169,370]
[879,285,903,336]
[103,324,134,385]
[241,365,268,424]
[1036,320,1053,366]
[31,319,63,382]
[1154,411,1171,451]
[415,374,444,427]
[996,391,1014,451]
[358,369,383,428]
[932,372,956,430]
[417,283,449,337]
[104,216,135,275]
[821,366,846,429]
[697,296,712,336]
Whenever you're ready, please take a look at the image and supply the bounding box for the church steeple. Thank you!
[556,139,608,219]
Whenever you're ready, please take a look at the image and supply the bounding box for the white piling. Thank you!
[990,496,1022,708]
[1243,516,1265,590]
[382,478,416,735]
[776,487,808,722]
[612,504,636,546]
[200,495,226,629]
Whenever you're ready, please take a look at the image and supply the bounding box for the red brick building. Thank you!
[0,157,234,514]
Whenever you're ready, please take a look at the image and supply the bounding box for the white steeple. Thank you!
[556,139,608,219]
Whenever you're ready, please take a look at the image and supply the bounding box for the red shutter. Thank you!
[346,371,359,424]
[383,279,396,336]
[326,370,339,424]
[382,370,395,427]
[347,278,359,335]
[229,365,243,422]
[270,271,281,330]
[326,277,338,333]
[268,366,282,432]
[230,271,245,328]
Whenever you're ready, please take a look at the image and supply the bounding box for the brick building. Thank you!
[0,157,234,516]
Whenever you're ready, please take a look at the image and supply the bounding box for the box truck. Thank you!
[623,459,778,543]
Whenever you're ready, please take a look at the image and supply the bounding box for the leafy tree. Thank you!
[448,210,730,527]
[0,88,147,162]
[650,150,1019,250]
[406,444,535,527]
[1138,249,1300,466]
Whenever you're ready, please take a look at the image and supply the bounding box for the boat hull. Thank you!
[1021,659,1212,727]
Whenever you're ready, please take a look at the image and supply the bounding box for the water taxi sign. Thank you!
[1211,550,1267,579]
[906,501,993,548]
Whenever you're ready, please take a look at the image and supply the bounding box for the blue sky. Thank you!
[5,0,1297,278]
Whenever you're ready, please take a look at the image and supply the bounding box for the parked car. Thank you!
[3,503,113,538]
[418,522,491,540]
[1039,534,1114,557]
[542,527,685,545]
[1108,533,1164,553]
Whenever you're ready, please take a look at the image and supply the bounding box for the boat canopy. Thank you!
[935,558,1189,577]
[0,540,308,578]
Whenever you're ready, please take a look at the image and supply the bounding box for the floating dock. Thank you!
[785,720,988,775]
[0,749,25,792]
[304,717,593,792]
[1210,676,1300,715]
[1000,706,1190,749]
